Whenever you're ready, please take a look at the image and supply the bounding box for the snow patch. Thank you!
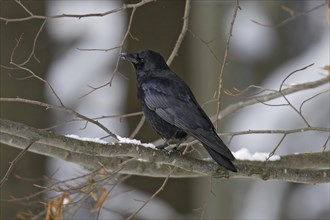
[65,134,155,149]
[66,134,108,144]
[65,134,156,150]
[116,135,155,149]
[233,148,280,161]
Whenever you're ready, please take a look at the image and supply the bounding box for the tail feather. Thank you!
[191,129,235,161]
[203,144,237,172]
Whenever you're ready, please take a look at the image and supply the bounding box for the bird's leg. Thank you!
[156,140,171,155]
[156,139,185,156]
[168,139,186,156]
[156,139,169,149]
[171,142,182,152]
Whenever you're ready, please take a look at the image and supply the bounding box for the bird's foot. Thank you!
[156,144,182,156]
[156,143,166,150]
[158,147,171,155]
[168,146,182,156]
[156,144,170,155]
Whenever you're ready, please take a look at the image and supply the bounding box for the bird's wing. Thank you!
[141,77,211,130]
[141,77,235,160]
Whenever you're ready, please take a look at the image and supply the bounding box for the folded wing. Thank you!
[142,76,235,161]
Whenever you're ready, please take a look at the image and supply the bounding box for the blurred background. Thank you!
[1,0,329,219]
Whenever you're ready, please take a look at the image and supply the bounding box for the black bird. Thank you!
[120,49,237,172]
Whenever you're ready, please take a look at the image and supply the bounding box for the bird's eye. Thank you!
[136,54,144,63]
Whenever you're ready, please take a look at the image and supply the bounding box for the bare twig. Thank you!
[217,76,330,121]
[251,2,327,28]
[78,81,112,99]
[267,134,287,160]
[0,0,156,22]
[224,85,272,97]
[195,176,214,220]
[1,0,156,102]
[129,115,146,139]
[79,0,152,99]
[108,4,138,85]
[222,127,330,137]
[215,0,240,130]
[19,19,47,66]
[322,135,330,151]
[299,89,330,114]
[0,141,36,187]
[9,62,65,107]
[0,98,118,139]
[278,64,316,127]
[93,111,143,121]
[126,167,175,220]
[8,34,65,106]
[187,29,222,65]
[167,0,191,66]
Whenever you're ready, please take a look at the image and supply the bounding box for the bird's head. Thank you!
[120,49,169,72]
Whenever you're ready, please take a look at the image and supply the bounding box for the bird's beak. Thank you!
[120,52,138,64]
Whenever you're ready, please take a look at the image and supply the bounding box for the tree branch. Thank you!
[0,0,156,22]
[216,0,240,130]
[1,119,328,184]
[217,76,330,120]
[0,140,35,186]
[166,0,191,66]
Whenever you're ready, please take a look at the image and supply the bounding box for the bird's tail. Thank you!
[203,144,237,172]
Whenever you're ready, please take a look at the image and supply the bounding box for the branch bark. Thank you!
[1,119,329,184]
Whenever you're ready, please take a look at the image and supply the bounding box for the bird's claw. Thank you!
[163,147,182,156]
[156,145,182,156]
[160,147,171,155]
[170,146,182,156]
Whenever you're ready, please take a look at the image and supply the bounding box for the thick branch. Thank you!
[0,119,329,184]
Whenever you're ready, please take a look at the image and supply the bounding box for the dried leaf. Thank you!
[99,166,106,176]
[321,65,330,75]
[45,193,70,220]
[88,176,95,184]
[91,187,110,213]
